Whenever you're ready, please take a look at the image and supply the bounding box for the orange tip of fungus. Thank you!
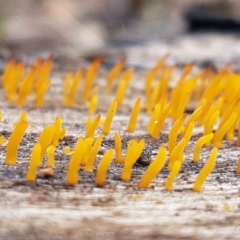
[95,149,114,187]
[193,147,218,192]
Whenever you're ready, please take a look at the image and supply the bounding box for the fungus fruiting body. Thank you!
[47,145,55,168]
[151,103,171,139]
[168,138,187,171]
[38,125,56,160]
[121,139,145,181]
[139,147,167,188]
[165,160,181,191]
[168,113,187,153]
[102,100,118,135]
[214,112,237,148]
[85,134,103,172]
[86,114,101,138]
[193,147,218,192]
[5,121,28,165]
[105,60,125,92]
[114,132,123,163]
[26,143,42,182]
[89,95,98,115]
[126,98,141,133]
[67,137,84,185]
[147,103,161,134]
[95,149,114,187]
[193,133,214,163]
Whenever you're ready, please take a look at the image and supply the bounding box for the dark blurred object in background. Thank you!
[185,1,240,32]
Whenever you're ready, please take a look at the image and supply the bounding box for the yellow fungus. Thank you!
[82,58,102,104]
[35,80,50,107]
[3,58,16,90]
[52,116,62,146]
[168,138,187,171]
[68,69,83,107]
[114,132,123,163]
[219,100,239,129]
[5,121,28,165]
[193,133,214,163]
[13,111,28,127]
[38,125,56,160]
[95,149,114,187]
[59,128,67,140]
[236,156,240,174]
[165,160,181,191]
[102,99,118,135]
[25,143,42,182]
[183,121,194,144]
[168,113,187,153]
[17,66,36,106]
[62,72,74,106]
[145,69,155,107]
[226,116,238,141]
[147,103,161,134]
[122,139,145,181]
[126,98,141,133]
[35,55,53,91]
[214,112,237,148]
[182,105,203,135]
[105,59,125,92]
[146,81,159,115]
[204,104,217,128]
[115,78,127,106]
[66,137,84,185]
[139,147,167,188]
[47,145,55,168]
[79,138,95,166]
[151,103,171,139]
[204,109,220,140]
[120,68,134,88]
[89,95,98,115]
[193,147,218,192]
[64,146,73,155]
[8,62,25,102]
[85,134,103,172]
[86,114,101,138]
[85,116,93,132]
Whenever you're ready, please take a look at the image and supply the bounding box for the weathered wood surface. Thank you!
[0,34,240,240]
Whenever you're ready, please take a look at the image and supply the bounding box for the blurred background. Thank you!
[0,0,240,65]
